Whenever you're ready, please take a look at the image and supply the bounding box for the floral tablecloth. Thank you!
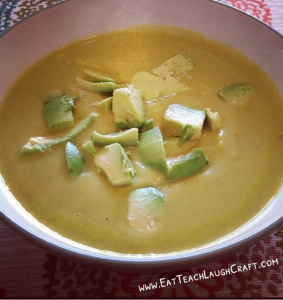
[0,0,283,298]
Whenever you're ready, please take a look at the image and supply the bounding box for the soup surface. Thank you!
[0,25,283,254]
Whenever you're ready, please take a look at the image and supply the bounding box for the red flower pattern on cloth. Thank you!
[1,0,283,298]
[226,0,272,25]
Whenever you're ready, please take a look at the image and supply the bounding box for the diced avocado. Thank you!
[112,85,145,130]
[139,119,154,133]
[76,77,120,92]
[152,53,195,78]
[205,108,221,131]
[166,148,209,181]
[65,142,85,177]
[218,83,254,103]
[92,128,139,147]
[95,97,112,110]
[43,91,79,131]
[163,104,206,141]
[83,69,115,83]
[138,126,167,172]
[178,124,195,146]
[94,143,135,186]
[127,187,164,231]
[131,71,188,101]
[21,113,96,155]
[163,137,198,157]
[159,75,188,96]
[82,140,96,157]
[131,71,164,101]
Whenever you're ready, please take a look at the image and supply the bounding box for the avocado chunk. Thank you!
[164,104,206,142]
[82,140,96,157]
[152,53,195,78]
[92,128,139,147]
[205,108,221,131]
[43,90,79,131]
[94,143,135,186]
[94,97,112,110]
[76,77,120,92]
[218,83,254,103]
[137,126,167,172]
[127,187,164,231]
[166,148,209,181]
[83,69,116,83]
[65,142,85,177]
[21,113,97,155]
[140,119,154,133]
[112,85,145,130]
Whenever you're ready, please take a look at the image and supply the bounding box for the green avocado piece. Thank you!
[205,108,221,131]
[139,119,154,133]
[166,148,209,181]
[137,126,167,172]
[83,69,116,83]
[21,113,97,155]
[127,187,164,231]
[76,77,120,92]
[82,140,96,157]
[65,142,85,177]
[94,143,135,186]
[95,97,112,110]
[164,104,206,141]
[92,128,139,147]
[218,83,254,103]
[112,85,145,130]
[43,90,79,131]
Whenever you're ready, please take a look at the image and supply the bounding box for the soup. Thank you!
[0,25,282,254]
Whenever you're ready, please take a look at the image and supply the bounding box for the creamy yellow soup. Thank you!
[0,25,283,254]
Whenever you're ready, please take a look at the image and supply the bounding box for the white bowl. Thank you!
[0,0,283,272]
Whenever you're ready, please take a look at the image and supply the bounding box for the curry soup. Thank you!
[0,25,283,254]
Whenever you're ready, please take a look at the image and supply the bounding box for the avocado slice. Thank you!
[218,83,254,103]
[166,148,209,181]
[164,104,206,142]
[205,108,221,131]
[94,143,135,186]
[76,77,120,92]
[65,142,85,177]
[152,53,195,78]
[112,85,145,130]
[21,113,97,155]
[82,140,96,157]
[139,119,154,133]
[137,126,167,172]
[43,90,79,131]
[94,97,112,110]
[127,187,164,231]
[83,69,116,83]
[92,128,139,147]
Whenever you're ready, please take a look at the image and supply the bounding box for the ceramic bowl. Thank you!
[0,0,283,272]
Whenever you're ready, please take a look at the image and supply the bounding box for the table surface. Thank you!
[0,0,283,298]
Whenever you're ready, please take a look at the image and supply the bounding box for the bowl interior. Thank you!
[0,0,283,272]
